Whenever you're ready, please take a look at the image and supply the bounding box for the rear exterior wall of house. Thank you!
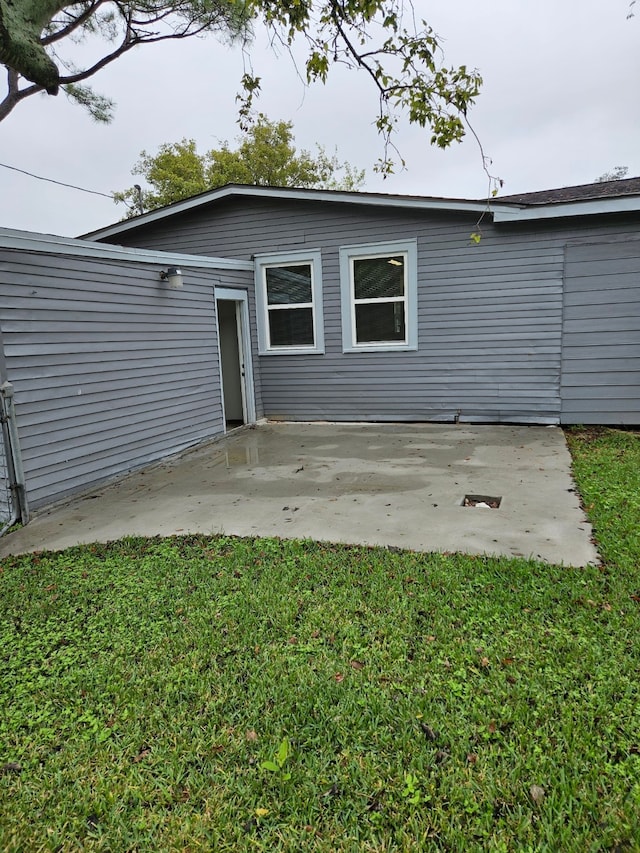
[105,198,640,425]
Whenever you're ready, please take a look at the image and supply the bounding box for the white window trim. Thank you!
[339,239,418,353]
[254,249,325,355]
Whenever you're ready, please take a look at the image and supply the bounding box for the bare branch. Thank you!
[0,68,39,122]
[465,116,503,243]
[42,1,105,45]
[51,17,213,90]
[328,4,387,97]
[56,33,133,84]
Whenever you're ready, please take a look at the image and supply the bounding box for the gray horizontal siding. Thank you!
[561,239,640,424]
[106,198,640,424]
[0,249,252,508]
[110,199,565,423]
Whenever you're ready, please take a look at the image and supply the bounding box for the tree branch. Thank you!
[0,68,39,122]
[52,18,215,88]
[1,0,480,176]
[42,1,105,45]
[327,2,387,97]
[1,0,231,119]
[57,39,132,84]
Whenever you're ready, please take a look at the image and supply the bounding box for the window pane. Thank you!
[355,302,405,343]
[269,307,314,347]
[353,256,404,300]
[266,265,313,305]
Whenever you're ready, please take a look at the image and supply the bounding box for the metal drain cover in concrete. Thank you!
[463,494,502,508]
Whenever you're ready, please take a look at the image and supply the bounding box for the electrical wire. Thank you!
[0,160,115,199]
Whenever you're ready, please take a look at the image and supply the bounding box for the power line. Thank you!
[0,160,115,199]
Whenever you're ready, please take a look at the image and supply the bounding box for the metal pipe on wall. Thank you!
[0,381,29,531]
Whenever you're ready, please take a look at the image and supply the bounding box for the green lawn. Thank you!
[1,427,639,851]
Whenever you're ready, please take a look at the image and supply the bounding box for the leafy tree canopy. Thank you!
[0,1,482,172]
[114,115,366,215]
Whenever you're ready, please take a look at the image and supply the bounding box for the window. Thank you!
[340,240,418,352]
[255,250,324,355]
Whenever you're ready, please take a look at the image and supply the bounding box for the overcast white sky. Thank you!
[0,0,638,237]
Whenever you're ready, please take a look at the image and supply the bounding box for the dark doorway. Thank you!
[217,299,245,429]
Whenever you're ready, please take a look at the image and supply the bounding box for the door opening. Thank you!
[215,289,256,430]
[217,299,245,429]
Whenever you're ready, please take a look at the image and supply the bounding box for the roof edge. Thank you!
[494,195,640,223]
[82,183,640,239]
[81,184,502,241]
[0,227,253,271]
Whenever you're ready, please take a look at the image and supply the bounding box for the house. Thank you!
[86,178,640,427]
[1,177,639,524]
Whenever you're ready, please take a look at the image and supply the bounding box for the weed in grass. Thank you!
[260,738,292,781]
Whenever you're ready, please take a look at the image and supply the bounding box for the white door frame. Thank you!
[215,287,256,428]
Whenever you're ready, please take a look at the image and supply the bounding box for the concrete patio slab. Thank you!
[0,423,598,566]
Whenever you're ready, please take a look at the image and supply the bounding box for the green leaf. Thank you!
[277,738,289,767]
[260,760,280,773]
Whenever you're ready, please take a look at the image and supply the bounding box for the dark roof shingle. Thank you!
[497,176,640,205]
